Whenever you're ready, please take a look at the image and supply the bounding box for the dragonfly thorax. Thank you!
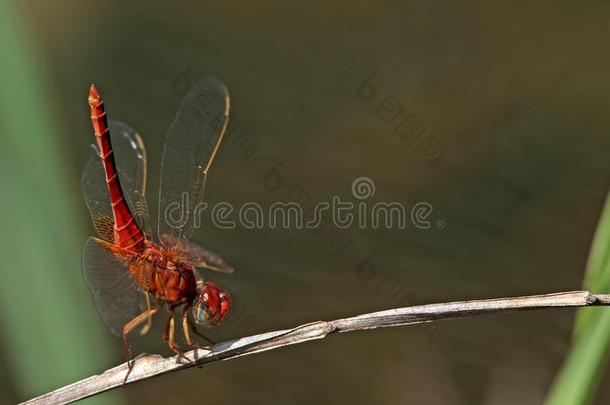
[136,244,197,303]
[141,245,171,269]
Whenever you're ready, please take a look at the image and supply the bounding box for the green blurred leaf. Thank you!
[574,192,610,336]
[545,190,610,404]
[0,2,123,403]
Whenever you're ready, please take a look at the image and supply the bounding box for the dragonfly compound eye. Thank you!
[193,282,231,327]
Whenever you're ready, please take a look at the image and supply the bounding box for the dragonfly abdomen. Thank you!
[88,85,145,252]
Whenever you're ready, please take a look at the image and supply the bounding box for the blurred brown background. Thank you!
[1,1,610,404]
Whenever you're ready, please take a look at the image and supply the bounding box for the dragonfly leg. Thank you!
[182,307,213,350]
[122,305,161,384]
[162,312,171,341]
[181,307,211,368]
[139,294,153,335]
[162,303,181,341]
[166,309,197,366]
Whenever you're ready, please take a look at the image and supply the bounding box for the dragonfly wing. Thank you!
[158,77,230,244]
[82,120,152,242]
[82,154,114,242]
[160,234,234,274]
[82,237,152,336]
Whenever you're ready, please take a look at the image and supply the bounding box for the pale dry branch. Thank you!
[21,290,610,405]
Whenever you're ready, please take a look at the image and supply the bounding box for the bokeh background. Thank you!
[1,1,610,404]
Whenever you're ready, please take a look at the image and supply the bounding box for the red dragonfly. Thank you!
[82,78,233,381]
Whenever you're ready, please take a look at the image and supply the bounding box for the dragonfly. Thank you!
[82,78,234,382]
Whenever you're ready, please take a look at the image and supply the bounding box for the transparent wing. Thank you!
[158,77,230,245]
[82,120,152,242]
[160,234,234,274]
[82,237,152,336]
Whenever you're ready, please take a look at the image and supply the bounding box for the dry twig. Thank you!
[21,290,610,405]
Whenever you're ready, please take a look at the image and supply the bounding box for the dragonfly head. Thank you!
[193,281,230,327]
